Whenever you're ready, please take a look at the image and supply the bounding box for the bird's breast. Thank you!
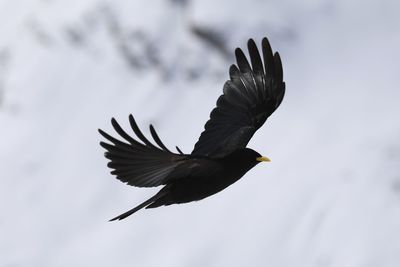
[168,168,245,204]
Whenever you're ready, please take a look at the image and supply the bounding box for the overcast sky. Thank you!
[1,0,399,266]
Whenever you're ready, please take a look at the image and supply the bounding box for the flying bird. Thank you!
[99,37,285,221]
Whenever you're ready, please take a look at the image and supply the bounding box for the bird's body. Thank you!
[99,37,285,221]
[150,149,261,207]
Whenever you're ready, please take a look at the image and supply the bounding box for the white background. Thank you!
[0,0,399,266]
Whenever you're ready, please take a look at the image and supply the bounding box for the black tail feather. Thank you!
[109,192,165,221]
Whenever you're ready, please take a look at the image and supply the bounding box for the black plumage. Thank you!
[99,37,285,221]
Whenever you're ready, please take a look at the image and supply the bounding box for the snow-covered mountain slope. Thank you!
[1,0,399,266]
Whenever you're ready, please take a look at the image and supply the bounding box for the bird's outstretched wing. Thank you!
[99,115,189,187]
[192,37,285,157]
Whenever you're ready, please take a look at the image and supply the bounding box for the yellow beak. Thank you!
[256,156,271,162]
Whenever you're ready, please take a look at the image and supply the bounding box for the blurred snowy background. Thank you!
[1,0,399,266]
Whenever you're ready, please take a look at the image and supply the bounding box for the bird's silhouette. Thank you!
[99,37,285,221]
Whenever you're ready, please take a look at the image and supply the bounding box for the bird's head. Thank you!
[243,148,271,164]
[222,148,270,170]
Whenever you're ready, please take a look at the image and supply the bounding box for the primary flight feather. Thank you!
[99,37,285,221]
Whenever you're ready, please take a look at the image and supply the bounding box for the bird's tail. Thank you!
[109,191,166,221]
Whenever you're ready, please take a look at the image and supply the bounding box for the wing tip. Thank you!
[98,128,109,140]
[262,37,273,55]
[234,47,244,57]
[247,38,256,46]
[99,141,109,149]
[262,37,270,46]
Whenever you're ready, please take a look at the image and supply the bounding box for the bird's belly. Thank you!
[169,174,241,204]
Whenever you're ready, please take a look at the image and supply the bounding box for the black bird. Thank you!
[99,37,285,221]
